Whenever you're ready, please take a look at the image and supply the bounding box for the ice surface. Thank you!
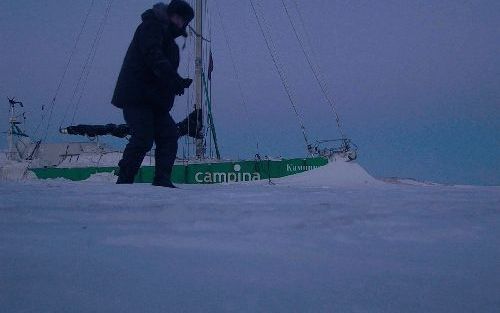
[0,161,499,312]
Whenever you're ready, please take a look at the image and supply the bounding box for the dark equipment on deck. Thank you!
[60,123,130,138]
[60,109,203,140]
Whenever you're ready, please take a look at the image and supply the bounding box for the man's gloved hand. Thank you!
[175,78,193,96]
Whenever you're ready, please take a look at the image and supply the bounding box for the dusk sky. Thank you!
[1,0,498,185]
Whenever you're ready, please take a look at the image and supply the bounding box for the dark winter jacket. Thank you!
[112,4,183,110]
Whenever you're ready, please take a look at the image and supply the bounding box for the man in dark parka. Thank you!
[112,1,194,187]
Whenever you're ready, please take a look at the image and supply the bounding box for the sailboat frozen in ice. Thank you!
[4,0,358,184]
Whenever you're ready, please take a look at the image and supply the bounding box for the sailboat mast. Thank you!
[194,0,204,159]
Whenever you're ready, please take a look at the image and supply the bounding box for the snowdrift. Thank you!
[276,158,382,187]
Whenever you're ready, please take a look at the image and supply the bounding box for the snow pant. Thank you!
[117,103,178,184]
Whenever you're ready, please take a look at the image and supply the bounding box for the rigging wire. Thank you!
[69,0,115,126]
[182,0,194,159]
[202,3,209,155]
[284,0,346,140]
[213,0,261,156]
[206,1,213,158]
[32,0,96,141]
[23,0,113,176]
[187,25,211,43]
[248,0,310,148]
[187,0,196,158]
[184,29,194,159]
[291,0,321,66]
[23,0,96,177]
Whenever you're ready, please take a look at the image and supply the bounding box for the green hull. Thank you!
[30,157,329,184]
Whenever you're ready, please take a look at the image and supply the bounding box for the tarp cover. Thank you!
[61,109,203,139]
[62,124,130,138]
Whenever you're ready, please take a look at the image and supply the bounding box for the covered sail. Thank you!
[60,110,203,139]
[60,124,129,138]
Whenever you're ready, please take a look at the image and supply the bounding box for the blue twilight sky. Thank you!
[0,0,499,185]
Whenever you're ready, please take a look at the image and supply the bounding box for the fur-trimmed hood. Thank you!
[141,2,193,38]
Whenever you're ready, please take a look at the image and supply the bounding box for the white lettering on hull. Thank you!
[195,164,261,183]
[286,164,319,172]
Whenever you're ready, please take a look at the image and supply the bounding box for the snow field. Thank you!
[1,160,499,312]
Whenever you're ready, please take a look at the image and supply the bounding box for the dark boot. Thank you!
[153,106,179,188]
[116,160,137,184]
[152,145,177,188]
[116,173,134,184]
[116,104,155,184]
